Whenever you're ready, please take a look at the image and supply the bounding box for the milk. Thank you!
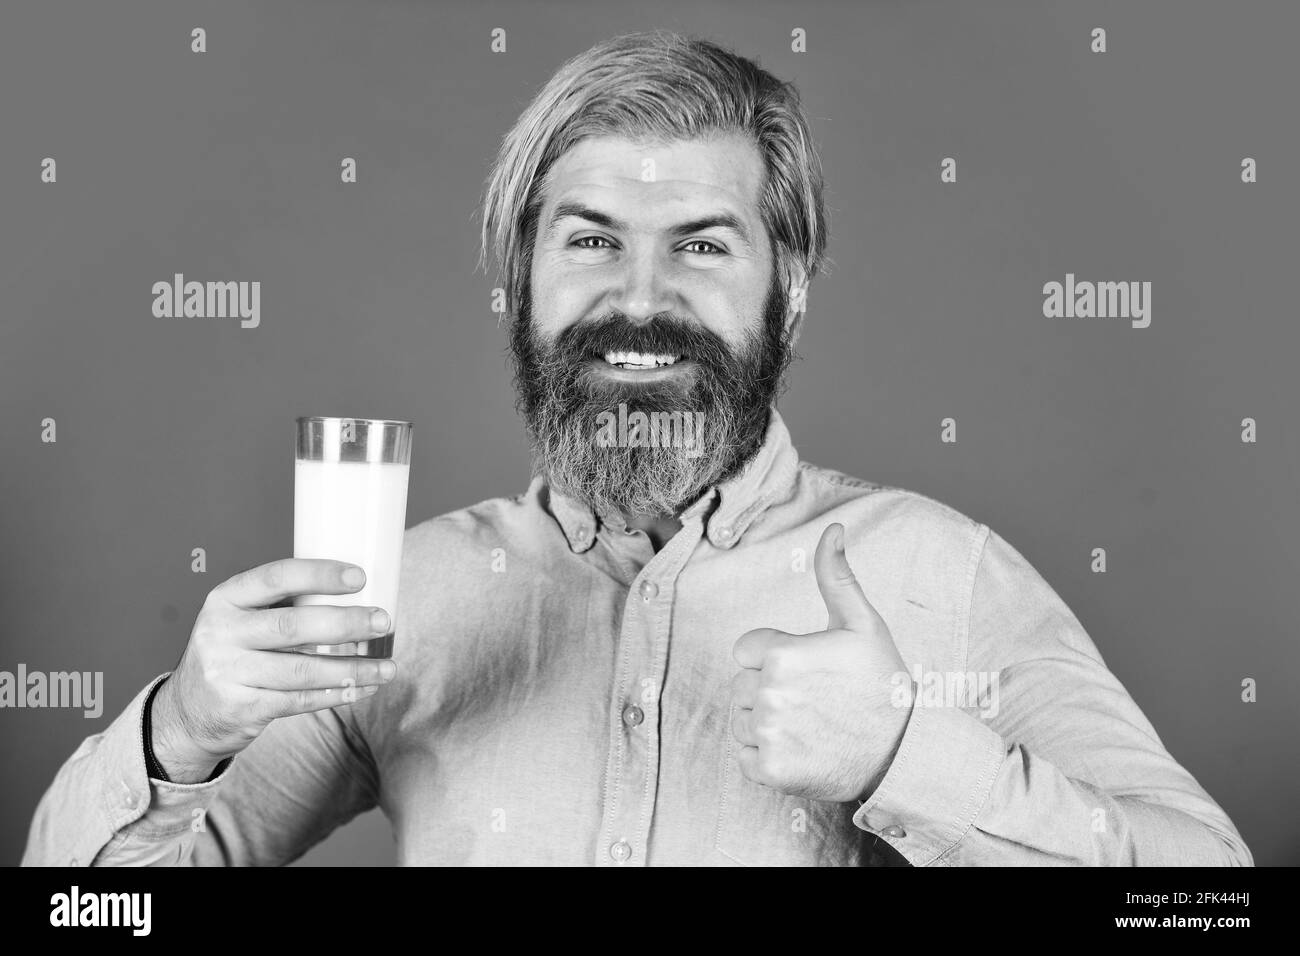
[293,458,410,657]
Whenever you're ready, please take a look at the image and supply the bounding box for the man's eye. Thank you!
[572,236,614,249]
[682,240,724,255]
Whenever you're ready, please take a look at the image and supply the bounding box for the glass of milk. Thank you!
[293,416,413,658]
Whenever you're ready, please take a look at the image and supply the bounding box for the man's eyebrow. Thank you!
[543,202,627,241]
[668,213,753,246]
[543,201,754,246]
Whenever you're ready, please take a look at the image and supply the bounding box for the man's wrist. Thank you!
[860,681,917,800]
[147,677,225,784]
[142,678,172,782]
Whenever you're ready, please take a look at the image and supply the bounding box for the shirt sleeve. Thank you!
[851,525,1254,866]
[22,672,381,867]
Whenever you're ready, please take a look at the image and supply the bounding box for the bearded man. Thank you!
[24,31,1250,867]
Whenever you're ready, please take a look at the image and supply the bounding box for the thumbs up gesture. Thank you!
[731,523,916,802]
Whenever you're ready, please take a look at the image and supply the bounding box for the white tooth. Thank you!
[603,349,688,369]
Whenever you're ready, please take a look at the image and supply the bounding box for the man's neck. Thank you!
[624,513,683,552]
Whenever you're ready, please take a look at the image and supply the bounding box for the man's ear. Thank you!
[783,265,810,347]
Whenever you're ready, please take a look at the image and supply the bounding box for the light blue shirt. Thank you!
[23,409,1251,866]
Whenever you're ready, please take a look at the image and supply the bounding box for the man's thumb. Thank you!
[813,523,874,632]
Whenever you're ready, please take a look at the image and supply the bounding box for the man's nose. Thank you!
[608,247,675,325]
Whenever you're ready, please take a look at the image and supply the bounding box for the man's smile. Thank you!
[586,352,699,383]
[604,350,680,369]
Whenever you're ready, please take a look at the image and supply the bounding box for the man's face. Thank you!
[529,133,778,372]
[511,133,802,518]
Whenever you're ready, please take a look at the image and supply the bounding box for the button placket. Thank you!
[596,517,705,866]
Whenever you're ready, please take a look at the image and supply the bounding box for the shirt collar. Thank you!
[542,406,800,553]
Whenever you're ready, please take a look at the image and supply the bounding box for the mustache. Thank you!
[508,283,794,516]
[552,315,738,367]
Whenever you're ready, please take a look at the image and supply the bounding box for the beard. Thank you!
[509,273,795,520]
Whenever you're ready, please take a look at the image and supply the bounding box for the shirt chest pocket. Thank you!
[714,703,898,867]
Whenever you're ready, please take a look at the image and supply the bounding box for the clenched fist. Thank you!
[731,523,916,802]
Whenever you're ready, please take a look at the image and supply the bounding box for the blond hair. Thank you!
[478,30,830,319]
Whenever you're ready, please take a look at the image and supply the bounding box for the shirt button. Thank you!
[882,824,907,839]
[609,840,633,863]
[639,580,659,601]
[714,525,732,541]
[623,704,644,727]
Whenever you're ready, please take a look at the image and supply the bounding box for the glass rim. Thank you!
[295,416,413,428]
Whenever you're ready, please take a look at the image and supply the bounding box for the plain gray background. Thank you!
[2,0,1296,866]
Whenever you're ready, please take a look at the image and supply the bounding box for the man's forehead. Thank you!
[541,133,765,222]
